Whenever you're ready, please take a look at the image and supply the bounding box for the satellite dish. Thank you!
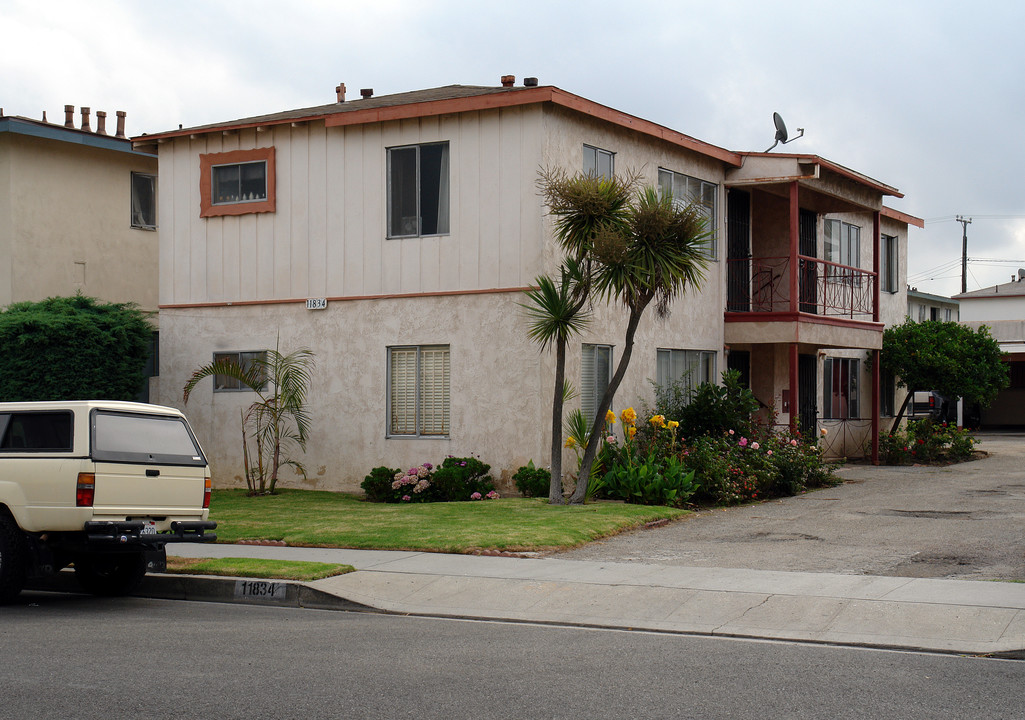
[765,112,805,152]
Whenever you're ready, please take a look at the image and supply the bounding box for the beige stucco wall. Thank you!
[1,133,158,310]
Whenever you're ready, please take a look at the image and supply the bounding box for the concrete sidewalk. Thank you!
[166,543,1025,657]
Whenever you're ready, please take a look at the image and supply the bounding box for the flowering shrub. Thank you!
[879,419,977,465]
[361,456,497,503]
[600,410,698,507]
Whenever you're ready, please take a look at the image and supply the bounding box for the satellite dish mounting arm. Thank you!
[765,112,805,152]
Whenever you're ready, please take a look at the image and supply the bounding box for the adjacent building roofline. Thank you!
[1,114,154,157]
[881,205,924,228]
[132,83,744,166]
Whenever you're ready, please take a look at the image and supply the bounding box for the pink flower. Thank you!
[486,490,499,500]
[607,435,616,443]
[470,492,482,500]
[767,450,773,456]
[751,442,760,450]
[728,429,735,435]
[739,437,748,447]
[790,439,798,447]
[402,495,411,502]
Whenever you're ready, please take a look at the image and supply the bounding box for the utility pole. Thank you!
[956,215,972,293]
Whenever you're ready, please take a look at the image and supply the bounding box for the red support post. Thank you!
[789,182,800,314]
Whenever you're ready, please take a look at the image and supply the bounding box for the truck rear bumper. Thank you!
[84,520,217,548]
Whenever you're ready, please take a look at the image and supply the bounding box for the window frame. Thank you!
[656,348,717,401]
[212,350,267,393]
[199,147,276,218]
[130,171,157,230]
[387,344,451,438]
[0,411,74,453]
[824,219,861,285]
[657,168,718,259]
[822,357,860,420]
[880,234,898,293]
[581,343,614,429]
[583,144,614,179]
[386,142,451,239]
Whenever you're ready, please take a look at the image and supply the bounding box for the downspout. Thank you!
[871,211,881,464]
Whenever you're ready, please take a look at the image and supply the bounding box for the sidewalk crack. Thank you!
[712,593,773,633]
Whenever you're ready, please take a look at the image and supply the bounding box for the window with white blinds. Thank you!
[388,345,450,437]
[581,344,613,429]
[656,349,716,400]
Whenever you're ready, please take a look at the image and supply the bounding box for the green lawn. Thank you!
[208,489,687,553]
[165,556,354,581]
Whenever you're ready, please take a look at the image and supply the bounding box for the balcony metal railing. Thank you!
[726,256,876,320]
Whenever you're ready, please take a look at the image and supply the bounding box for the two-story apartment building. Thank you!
[907,288,959,323]
[135,79,919,491]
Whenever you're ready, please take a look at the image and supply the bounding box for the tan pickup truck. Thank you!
[0,400,216,601]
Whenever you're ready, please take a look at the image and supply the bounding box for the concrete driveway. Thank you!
[554,433,1025,581]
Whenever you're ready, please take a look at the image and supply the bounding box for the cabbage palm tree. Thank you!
[184,347,315,495]
[540,171,710,503]
[520,258,590,503]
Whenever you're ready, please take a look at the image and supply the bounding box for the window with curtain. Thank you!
[581,344,613,430]
[130,172,156,229]
[880,234,898,292]
[823,357,860,419]
[657,168,718,259]
[388,345,450,437]
[387,142,450,238]
[656,349,717,400]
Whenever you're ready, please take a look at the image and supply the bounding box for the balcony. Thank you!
[724,256,882,349]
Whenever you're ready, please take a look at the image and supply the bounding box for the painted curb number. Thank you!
[235,580,287,600]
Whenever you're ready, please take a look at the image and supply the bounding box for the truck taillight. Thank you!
[76,473,95,507]
[203,476,212,509]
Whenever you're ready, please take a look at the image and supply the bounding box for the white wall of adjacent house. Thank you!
[156,103,728,492]
[959,292,1025,323]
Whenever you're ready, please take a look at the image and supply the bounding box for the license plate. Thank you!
[140,523,157,535]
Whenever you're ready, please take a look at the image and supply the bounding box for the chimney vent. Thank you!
[1019,268,1025,282]
[336,83,346,102]
[64,105,75,128]
[80,106,91,132]
[360,88,373,99]
[95,111,107,135]
[500,75,515,87]
[115,111,126,139]
[41,111,47,123]
[523,77,538,87]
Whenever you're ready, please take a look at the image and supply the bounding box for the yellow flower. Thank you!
[628,426,637,439]
[650,414,667,429]
[621,407,637,425]
[605,409,617,425]
[667,420,679,430]
[564,436,577,449]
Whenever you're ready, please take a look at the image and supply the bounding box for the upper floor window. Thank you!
[583,145,614,179]
[130,172,156,230]
[824,219,860,268]
[388,142,450,238]
[199,147,276,218]
[880,234,898,293]
[658,168,718,259]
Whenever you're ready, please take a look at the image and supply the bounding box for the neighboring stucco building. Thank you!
[0,105,159,311]
[907,288,959,323]
[954,274,1025,427]
[135,79,920,491]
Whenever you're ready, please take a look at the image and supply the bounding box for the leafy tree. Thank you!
[183,347,315,495]
[519,258,591,504]
[539,170,710,503]
[0,294,153,401]
[881,320,1008,432]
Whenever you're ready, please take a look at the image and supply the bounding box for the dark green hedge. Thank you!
[0,295,154,401]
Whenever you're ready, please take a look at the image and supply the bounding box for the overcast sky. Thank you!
[4,0,1023,297]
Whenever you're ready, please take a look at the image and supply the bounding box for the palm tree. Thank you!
[520,258,591,504]
[183,347,315,495]
[540,171,710,504]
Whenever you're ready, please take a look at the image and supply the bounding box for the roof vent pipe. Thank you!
[523,77,538,87]
[95,111,107,135]
[360,88,373,99]
[500,75,515,87]
[64,105,75,128]
[80,106,91,132]
[115,111,126,139]
[336,83,346,102]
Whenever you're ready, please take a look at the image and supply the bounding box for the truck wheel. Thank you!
[0,515,28,603]
[75,552,147,596]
